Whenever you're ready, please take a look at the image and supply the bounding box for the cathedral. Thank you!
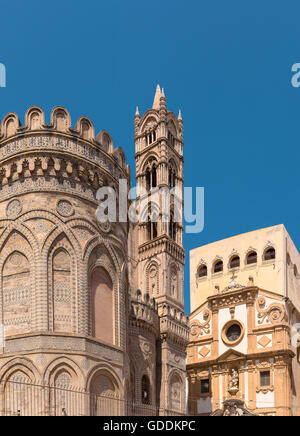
[0,86,189,416]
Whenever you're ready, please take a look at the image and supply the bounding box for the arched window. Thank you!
[141,375,151,405]
[198,265,207,278]
[246,251,257,265]
[152,165,157,188]
[230,255,240,269]
[168,161,177,189]
[145,159,157,191]
[91,268,113,344]
[146,168,151,191]
[213,260,223,273]
[3,251,31,336]
[169,212,176,241]
[168,131,175,147]
[53,249,71,333]
[147,205,158,240]
[264,247,276,261]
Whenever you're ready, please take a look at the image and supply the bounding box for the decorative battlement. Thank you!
[0,106,129,174]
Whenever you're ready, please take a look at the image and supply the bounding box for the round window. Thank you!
[226,324,242,342]
[222,320,245,346]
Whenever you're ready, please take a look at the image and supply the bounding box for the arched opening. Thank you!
[198,265,207,278]
[146,168,151,191]
[169,374,183,413]
[213,260,223,274]
[4,371,34,416]
[151,165,157,188]
[53,371,72,416]
[146,204,158,240]
[91,268,113,344]
[168,161,177,189]
[141,375,151,405]
[246,251,257,265]
[3,251,31,336]
[169,212,176,241]
[90,371,119,416]
[52,249,71,333]
[230,255,240,269]
[264,247,276,261]
[145,159,158,191]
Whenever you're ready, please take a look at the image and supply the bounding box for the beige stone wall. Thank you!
[190,224,300,313]
[0,106,131,410]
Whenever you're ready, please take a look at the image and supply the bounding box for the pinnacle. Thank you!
[152,84,161,110]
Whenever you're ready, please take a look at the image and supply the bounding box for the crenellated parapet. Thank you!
[0,106,129,174]
[0,107,130,204]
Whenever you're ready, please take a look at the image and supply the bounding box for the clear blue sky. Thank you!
[1,0,300,313]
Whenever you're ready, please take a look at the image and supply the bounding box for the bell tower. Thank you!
[132,85,189,413]
[134,85,185,310]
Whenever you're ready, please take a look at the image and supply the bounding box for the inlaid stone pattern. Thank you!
[56,199,74,217]
[6,199,22,218]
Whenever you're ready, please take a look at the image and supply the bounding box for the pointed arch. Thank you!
[88,244,118,345]
[47,233,77,333]
[168,370,184,413]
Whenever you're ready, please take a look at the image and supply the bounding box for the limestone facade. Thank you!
[187,226,300,416]
[0,87,189,415]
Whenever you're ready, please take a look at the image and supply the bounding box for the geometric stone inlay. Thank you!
[6,199,22,218]
[258,335,271,348]
[199,346,210,358]
[56,199,74,217]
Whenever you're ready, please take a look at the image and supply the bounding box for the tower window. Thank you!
[168,131,175,147]
[147,220,157,240]
[168,163,176,189]
[264,247,276,261]
[213,261,223,274]
[246,251,257,265]
[198,265,207,278]
[260,371,271,387]
[147,205,158,240]
[200,379,210,394]
[146,130,156,146]
[230,256,240,269]
[141,375,151,405]
[169,212,176,241]
[145,159,158,191]
[152,165,157,188]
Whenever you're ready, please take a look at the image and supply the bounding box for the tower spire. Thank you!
[152,84,162,110]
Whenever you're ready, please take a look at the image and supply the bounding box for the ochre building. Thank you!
[187,225,300,416]
[0,86,189,416]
